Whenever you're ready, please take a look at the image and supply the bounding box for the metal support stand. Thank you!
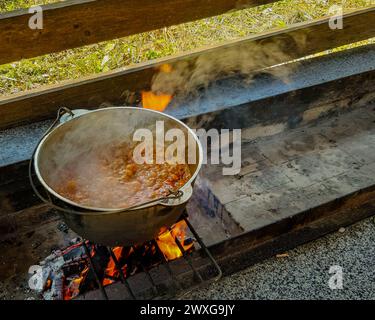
[80,212,221,300]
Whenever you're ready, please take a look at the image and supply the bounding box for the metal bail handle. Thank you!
[59,108,90,124]
[54,107,75,127]
[29,107,75,209]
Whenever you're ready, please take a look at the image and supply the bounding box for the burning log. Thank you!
[28,220,194,300]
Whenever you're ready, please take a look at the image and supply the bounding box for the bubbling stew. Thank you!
[52,142,191,209]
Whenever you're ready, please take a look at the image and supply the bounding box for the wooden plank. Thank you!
[0,0,277,65]
[0,6,374,129]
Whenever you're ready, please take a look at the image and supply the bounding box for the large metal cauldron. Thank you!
[31,107,203,246]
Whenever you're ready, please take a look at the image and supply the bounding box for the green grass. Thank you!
[0,0,373,96]
[0,0,51,12]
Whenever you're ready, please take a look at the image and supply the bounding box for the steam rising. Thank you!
[39,111,139,207]
[150,34,305,98]
[36,35,305,209]
[37,109,196,210]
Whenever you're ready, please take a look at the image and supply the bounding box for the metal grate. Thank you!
[78,212,221,300]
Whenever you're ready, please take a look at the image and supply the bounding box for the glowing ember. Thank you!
[64,266,89,300]
[156,220,193,261]
[142,91,172,112]
[49,219,194,300]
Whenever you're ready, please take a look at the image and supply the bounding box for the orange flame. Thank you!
[159,63,173,73]
[64,266,89,300]
[142,91,172,112]
[141,64,173,112]
[156,220,193,261]
[103,246,124,286]
[63,218,193,299]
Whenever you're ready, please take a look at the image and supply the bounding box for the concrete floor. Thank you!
[184,217,375,300]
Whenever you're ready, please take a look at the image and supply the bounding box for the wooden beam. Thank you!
[0,0,277,65]
[0,6,374,129]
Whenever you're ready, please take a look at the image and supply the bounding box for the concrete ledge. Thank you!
[200,106,375,234]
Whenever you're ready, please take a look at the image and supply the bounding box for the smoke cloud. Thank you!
[149,33,306,98]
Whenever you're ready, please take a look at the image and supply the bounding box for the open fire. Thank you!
[142,64,173,112]
[31,220,194,300]
[142,91,172,111]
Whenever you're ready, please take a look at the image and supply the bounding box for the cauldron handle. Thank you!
[46,107,75,131]
[29,107,75,207]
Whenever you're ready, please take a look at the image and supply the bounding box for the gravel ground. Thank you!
[185,217,375,300]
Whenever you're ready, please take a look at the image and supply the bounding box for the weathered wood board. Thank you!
[0,0,278,65]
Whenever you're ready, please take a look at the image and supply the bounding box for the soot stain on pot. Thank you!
[155,206,172,217]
